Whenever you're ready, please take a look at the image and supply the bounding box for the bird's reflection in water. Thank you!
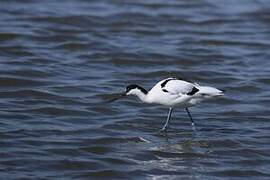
[132,132,211,180]
[154,130,211,155]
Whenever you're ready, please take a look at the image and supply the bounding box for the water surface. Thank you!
[0,0,270,179]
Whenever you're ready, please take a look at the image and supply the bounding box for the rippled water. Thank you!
[1,0,270,179]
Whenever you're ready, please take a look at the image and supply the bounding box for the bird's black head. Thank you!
[126,84,148,95]
[105,84,147,103]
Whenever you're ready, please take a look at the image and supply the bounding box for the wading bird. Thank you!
[109,77,224,131]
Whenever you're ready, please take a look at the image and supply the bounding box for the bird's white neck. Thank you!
[127,88,152,104]
[135,91,150,103]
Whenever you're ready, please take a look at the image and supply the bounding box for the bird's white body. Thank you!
[119,77,224,131]
[127,77,224,108]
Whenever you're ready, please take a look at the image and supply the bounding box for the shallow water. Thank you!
[0,0,270,179]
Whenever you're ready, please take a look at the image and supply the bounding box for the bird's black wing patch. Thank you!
[162,89,169,93]
[175,77,194,84]
[161,78,176,88]
[161,77,194,89]
[187,87,199,95]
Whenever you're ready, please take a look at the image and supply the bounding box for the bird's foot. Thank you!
[160,126,168,133]
[160,128,166,132]
[160,123,169,132]
[191,123,196,131]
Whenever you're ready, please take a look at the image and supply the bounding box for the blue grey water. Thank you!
[0,0,270,179]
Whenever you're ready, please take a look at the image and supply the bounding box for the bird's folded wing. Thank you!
[161,79,196,95]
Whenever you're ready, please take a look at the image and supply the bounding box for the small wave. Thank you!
[0,77,46,87]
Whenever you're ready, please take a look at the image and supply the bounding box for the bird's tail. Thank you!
[197,86,225,98]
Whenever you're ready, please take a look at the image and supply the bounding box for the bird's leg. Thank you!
[161,107,173,131]
[185,108,196,131]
